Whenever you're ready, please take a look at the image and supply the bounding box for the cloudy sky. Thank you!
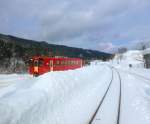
[0,0,150,52]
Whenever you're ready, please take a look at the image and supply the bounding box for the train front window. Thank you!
[34,60,44,67]
[28,59,33,66]
[38,59,44,67]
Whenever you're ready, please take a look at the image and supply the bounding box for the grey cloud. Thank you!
[39,0,148,41]
[0,0,150,52]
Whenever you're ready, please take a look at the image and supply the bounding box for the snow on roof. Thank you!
[143,48,150,55]
[123,50,143,63]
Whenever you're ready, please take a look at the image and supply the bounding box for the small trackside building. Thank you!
[143,48,150,68]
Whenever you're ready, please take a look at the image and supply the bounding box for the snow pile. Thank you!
[120,70,150,124]
[113,50,144,68]
[0,65,112,124]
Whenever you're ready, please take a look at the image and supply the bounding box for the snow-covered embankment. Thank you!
[0,65,111,124]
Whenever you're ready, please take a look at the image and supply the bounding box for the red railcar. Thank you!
[28,56,83,76]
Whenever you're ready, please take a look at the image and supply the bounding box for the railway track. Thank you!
[89,67,122,124]
[115,69,122,124]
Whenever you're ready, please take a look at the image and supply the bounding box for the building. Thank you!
[143,48,150,68]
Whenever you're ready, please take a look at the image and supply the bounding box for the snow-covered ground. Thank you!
[0,74,31,89]
[0,65,113,124]
[0,50,150,124]
[112,50,144,68]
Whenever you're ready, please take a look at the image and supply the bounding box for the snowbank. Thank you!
[0,65,112,124]
[120,70,150,124]
[0,74,31,89]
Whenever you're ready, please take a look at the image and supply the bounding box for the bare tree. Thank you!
[139,42,146,50]
[118,47,127,54]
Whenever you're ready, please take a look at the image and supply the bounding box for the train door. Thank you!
[33,60,39,76]
[49,60,53,71]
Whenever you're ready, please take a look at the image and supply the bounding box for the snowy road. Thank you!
[0,63,150,124]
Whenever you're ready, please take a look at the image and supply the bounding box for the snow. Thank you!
[0,74,31,88]
[112,50,144,68]
[111,50,150,124]
[0,65,113,124]
[0,50,150,124]
[119,70,150,124]
[143,48,150,55]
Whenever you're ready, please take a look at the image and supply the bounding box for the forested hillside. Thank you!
[0,33,112,73]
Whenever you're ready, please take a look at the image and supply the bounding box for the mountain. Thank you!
[0,33,112,73]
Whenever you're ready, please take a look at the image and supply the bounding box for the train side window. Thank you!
[63,60,65,65]
[61,60,64,65]
[71,61,74,65]
[68,61,70,65]
[53,61,56,66]
[74,61,76,65]
[56,60,60,65]
[70,61,72,65]
[68,60,70,65]
[76,61,78,65]
[65,60,67,65]
[64,60,66,65]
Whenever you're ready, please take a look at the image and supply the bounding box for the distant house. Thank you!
[143,48,150,68]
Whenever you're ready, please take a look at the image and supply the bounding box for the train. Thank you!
[28,56,83,76]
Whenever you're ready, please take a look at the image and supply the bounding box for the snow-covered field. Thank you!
[0,50,150,124]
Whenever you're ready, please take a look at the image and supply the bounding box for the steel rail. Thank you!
[88,67,114,124]
[89,67,122,124]
[114,69,122,124]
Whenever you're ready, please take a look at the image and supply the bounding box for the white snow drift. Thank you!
[0,65,112,124]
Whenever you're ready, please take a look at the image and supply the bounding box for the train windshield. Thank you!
[34,60,38,66]
[38,58,44,67]
[33,58,44,67]
[28,59,33,66]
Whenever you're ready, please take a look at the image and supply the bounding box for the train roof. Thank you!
[30,56,82,60]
